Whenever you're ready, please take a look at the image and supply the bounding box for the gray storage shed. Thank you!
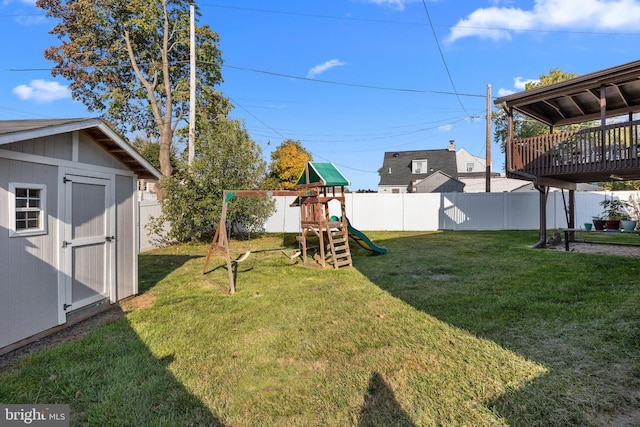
[0,118,161,354]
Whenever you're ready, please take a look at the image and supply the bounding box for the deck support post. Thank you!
[532,185,548,248]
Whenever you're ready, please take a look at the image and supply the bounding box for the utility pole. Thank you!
[188,4,196,165]
[485,83,492,192]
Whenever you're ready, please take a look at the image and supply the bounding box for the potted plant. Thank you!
[592,214,606,231]
[600,198,627,231]
[620,193,640,232]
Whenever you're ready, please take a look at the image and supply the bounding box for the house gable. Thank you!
[413,170,465,193]
[0,119,161,180]
[456,148,486,174]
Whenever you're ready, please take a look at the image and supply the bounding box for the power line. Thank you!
[231,97,378,174]
[420,0,469,116]
[201,3,421,26]
[222,64,486,98]
[230,98,288,141]
[200,3,640,36]
[8,62,487,98]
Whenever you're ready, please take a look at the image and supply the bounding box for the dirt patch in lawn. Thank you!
[547,241,640,257]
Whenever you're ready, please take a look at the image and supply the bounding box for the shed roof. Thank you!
[0,118,161,179]
[296,162,351,186]
[493,59,640,126]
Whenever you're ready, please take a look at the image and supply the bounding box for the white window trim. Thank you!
[8,182,47,237]
[412,159,427,174]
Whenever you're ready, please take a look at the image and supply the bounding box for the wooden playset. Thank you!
[202,162,363,293]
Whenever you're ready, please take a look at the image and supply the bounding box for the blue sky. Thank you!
[2,1,640,190]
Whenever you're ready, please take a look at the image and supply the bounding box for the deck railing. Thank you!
[508,120,640,178]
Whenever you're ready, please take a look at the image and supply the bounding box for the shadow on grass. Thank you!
[0,306,227,426]
[138,254,201,293]
[351,230,640,426]
[358,372,417,427]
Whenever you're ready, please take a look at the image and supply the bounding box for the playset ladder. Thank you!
[327,222,352,268]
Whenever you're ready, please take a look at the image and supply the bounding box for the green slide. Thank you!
[331,216,387,255]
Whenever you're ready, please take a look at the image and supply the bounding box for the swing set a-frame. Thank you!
[202,162,354,294]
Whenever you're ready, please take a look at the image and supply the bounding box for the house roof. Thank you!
[0,118,161,179]
[413,170,465,186]
[493,59,640,126]
[296,162,350,187]
[378,149,458,186]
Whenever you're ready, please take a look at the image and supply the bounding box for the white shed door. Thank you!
[62,174,115,312]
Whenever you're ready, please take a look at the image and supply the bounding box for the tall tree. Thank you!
[268,139,313,189]
[493,69,578,153]
[150,116,274,241]
[36,0,226,177]
[131,136,178,171]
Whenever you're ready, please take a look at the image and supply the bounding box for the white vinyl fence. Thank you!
[138,199,165,252]
[138,191,637,251]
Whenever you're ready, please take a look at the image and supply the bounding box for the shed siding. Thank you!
[0,158,59,348]
[78,132,129,171]
[116,174,136,299]
[2,134,72,161]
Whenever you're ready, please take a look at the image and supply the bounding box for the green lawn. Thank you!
[1,231,639,426]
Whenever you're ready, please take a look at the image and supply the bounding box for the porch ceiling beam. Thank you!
[611,84,630,108]
[536,177,576,191]
[542,99,566,119]
[494,60,640,126]
[511,107,554,126]
[585,88,601,102]
[566,95,587,116]
[552,105,640,126]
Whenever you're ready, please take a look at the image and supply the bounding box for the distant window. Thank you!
[392,188,400,194]
[8,183,47,237]
[412,159,427,174]
[466,162,474,172]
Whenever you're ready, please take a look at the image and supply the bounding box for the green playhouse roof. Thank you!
[296,162,351,187]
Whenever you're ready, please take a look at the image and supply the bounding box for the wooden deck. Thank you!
[508,120,640,183]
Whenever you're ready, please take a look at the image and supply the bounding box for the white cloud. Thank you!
[513,76,539,90]
[2,0,37,5]
[448,0,640,42]
[307,59,347,78]
[497,76,540,97]
[360,0,422,11]
[13,80,71,103]
[498,87,516,98]
[497,88,516,97]
[3,0,46,24]
[438,124,452,132]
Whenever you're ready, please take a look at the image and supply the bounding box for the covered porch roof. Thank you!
[494,59,640,126]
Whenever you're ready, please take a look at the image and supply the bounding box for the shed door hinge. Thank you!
[63,177,72,183]
[62,240,72,248]
[63,304,72,311]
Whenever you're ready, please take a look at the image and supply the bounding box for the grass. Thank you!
[1,231,639,426]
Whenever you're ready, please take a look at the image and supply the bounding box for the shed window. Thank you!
[466,162,474,172]
[9,183,47,237]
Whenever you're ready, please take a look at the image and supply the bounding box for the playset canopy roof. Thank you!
[296,162,351,187]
